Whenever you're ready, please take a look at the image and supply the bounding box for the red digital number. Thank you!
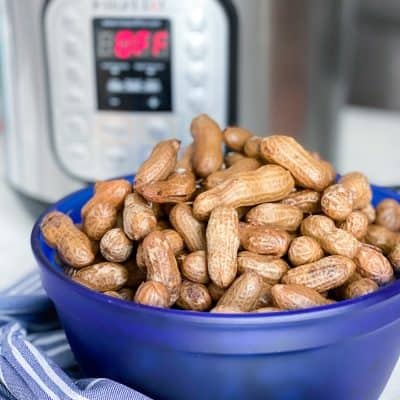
[151,30,169,57]
[114,29,169,59]
[132,29,150,57]
[114,30,135,59]
[114,29,150,59]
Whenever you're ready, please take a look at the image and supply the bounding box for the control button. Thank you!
[147,96,161,110]
[65,66,83,84]
[66,143,88,161]
[108,97,122,107]
[187,88,207,112]
[63,116,89,141]
[187,9,206,31]
[61,9,80,27]
[64,37,80,56]
[101,124,128,138]
[104,146,128,165]
[107,78,124,93]
[65,88,85,105]
[124,78,143,93]
[186,34,207,60]
[187,63,207,86]
[144,79,162,94]
[148,120,168,140]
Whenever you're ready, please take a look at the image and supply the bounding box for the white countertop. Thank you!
[1,109,400,399]
[0,135,37,287]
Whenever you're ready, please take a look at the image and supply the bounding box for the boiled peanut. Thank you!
[347,271,363,285]
[365,224,399,254]
[343,278,378,299]
[125,260,146,289]
[243,136,262,158]
[176,252,188,268]
[81,179,131,240]
[162,229,184,256]
[193,164,295,220]
[237,251,288,284]
[338,211,369,240]
[181,250,209,284]
[208,282,226,302]
[139,169,196,203]
[301,215,360,258]
[223,126,252,152]
[40,211,67,248]
[134,139,180,189]
[104,291,123,299]
[142,231,182,305]
[134,281,170,308]
[210,305,242,313]
[245,203,303,232]
[73,262,128,292]
[331,271,362,299]
[271,284,331,310]
[82,179,131,218]
[253,307,284,313]
[360,203,376,224]
[282,255,356,292]
[239,223,291,257]
[389,243,400,272]
[260,135,335,191]
[118,287,134,301]
[207,207,240,288]
[288,236,324,267]
[40,211,96,268]
[225,152,247,166]
[176,144,194,172]
[169,203,206,251]
[339,172,372,210]
[214,272,264,312]
[191,114,223,178]
[281,190,321,214]
[254,281,273,308]
[135,243,146,271]
[310,151,322,160]
[123,193,157,241]
[375,199,400,232]
[100,228,133,263]
[321,184,353,221]
[205,157,261,189]
[354,244,394,285]
[82,202,118,241]
[176,280,212,311]
[104,287,133,301]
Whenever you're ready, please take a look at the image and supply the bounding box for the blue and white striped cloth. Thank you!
[0,271,151,400]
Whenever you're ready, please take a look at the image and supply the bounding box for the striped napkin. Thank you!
[0,271,151,400]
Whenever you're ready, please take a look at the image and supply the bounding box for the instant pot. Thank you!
[0,0,353,202]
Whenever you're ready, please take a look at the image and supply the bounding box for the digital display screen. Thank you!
[93,18,172,112]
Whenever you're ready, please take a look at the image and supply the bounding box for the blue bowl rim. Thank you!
[31,180,400,325]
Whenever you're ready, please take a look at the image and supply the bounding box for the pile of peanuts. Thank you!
[40,114,400,313]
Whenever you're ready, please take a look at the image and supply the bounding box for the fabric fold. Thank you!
[0,270,152,400]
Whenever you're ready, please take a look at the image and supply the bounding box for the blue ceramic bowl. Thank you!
[32,178,400,400]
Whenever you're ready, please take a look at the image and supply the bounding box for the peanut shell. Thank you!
[134,281,170,308]
[73,262,128,292]
[207,207,240,288]
[237,251,288,284]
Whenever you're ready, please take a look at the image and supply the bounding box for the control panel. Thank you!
[45,0,231,181]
